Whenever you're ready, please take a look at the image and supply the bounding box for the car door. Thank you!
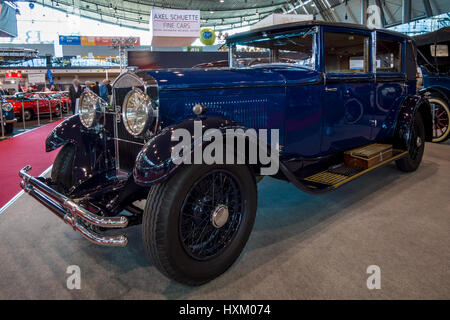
[36,93,50,114]
[321,28,375,154]
[372,33,407,141]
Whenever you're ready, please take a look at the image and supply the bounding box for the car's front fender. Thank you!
[46,115,116,192]
[133,117,271,186]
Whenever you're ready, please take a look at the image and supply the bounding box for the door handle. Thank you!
[325,87,337,92]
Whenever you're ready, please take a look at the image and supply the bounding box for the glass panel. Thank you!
[231,29,315,69]
[376,37,402,73]
[324,32,370,73]
[430,45,449,57]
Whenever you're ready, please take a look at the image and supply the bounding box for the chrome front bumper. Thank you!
[19,165,129,247]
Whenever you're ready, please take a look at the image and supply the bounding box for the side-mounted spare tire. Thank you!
[51,144,76,193]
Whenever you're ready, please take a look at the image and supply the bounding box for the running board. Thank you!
[300,149,409,192]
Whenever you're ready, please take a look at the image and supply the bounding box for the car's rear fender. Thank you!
[394,95,432,150]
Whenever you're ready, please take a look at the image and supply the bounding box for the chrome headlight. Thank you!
[122,88,154,136]
[79,90,99,128]
[2,103,13,112]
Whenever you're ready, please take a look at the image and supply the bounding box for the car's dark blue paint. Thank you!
[134,117,244,186]
[420,67,450,103]
[45,22,431,200]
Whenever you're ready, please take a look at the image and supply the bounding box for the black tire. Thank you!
[396,113,425,172]
[143,164,257,285]
[51,144,76,193]
[23,109,34,121]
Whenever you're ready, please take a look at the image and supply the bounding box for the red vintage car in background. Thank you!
[5,92,63,121]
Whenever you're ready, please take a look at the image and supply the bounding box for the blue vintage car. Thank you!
[414,27,450,143]
[1,97,16,135]
[19,21,432,285]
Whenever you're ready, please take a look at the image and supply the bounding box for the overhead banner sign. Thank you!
[28,73,46,84]
[46,69,54,86]
[150,8,200,47]
[0,1,18,37]
[59,35,140,46]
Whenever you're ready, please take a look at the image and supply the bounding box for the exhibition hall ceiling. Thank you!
[35,0,450,31]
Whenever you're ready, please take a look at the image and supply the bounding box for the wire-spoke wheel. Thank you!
[142,164,257,285]
[429,97,450,143]
[179,170,243,261]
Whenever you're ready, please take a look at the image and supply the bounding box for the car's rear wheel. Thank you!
[396,113,425,172]
[51,144,76,193]
[142,164,257,285]
[53,107,61,117]
[23,109,34,121]
[429,97,450,143]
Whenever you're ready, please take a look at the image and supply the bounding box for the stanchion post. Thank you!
[59,98,63,119]
[36,94,41,127]
[21,98,26,131]
[0,99,5,138]
[48,96,53,123]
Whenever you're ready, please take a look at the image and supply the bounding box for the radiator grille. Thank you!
[104,112,144,173]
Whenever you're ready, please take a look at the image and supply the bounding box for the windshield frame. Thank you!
[227,26,318,70]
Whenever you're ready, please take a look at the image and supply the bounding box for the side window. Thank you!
[324,32,370,73]
[376,37,402,73]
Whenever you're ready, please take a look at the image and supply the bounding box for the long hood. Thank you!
[143,66,319,91]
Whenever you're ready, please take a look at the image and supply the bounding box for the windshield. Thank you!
[230,28,316,69]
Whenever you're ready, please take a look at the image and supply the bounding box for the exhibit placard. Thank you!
[27,73,46,84]
[150,8,200,47]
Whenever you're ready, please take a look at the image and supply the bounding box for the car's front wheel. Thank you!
[143,164,257,285]
[51,144,76,193]
[396,112,425,172]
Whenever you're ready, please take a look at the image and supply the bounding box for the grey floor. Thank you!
[0,142,449,299]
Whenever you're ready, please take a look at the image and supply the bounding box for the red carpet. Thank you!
[0,120,65,209]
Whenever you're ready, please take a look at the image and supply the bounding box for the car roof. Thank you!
[227,20,411,44]
[413,26,450,47]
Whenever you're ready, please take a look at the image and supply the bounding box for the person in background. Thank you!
[84,81,91,92]
[18,84,23,93]
[69,79,82,114]
[92,81,100,96]
[0,87,6,96]
[106,79,112,97]
[50,84,60,92]
[99,79,109,102]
